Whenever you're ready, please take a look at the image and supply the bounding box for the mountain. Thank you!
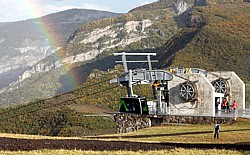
[0,0,249,107]
[0,9,120,90]
[63,0,250,81]
[156,1,250,79]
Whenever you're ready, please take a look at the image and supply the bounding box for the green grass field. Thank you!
[0,118,249,154]
[90,118,250,144]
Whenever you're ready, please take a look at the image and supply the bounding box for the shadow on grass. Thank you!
[0,137,249,151]
[89,128,250,139]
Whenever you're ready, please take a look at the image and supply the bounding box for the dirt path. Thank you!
[0,137,249,151]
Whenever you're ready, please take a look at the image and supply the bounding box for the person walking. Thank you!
[214,122,220,139]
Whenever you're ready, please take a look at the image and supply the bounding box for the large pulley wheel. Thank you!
[179,81,197,102]
[212,78,230,95]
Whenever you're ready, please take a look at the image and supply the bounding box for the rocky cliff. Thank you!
[0,9,119,89]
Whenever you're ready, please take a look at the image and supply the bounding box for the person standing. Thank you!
[232,100,238,110]
[152,80,161,100]
[214,122,220,139]
[221,98,227,112]
[226,100,230,113]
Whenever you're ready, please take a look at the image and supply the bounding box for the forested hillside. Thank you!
[157,2,250,81]
[0,65,152,136]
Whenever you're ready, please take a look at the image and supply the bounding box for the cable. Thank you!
[53,76,117,98]
[0,85,119,122]
[0,76,118,117]
[1,85,119,122]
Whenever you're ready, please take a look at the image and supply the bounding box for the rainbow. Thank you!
[24,0,78,89]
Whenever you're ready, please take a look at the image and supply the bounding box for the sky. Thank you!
[0,0,158,22]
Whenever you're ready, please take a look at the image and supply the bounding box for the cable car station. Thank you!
[111,52,247,133]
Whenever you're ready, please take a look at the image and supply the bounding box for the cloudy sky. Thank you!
[0,0,158,22]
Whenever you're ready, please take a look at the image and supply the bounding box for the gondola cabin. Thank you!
[119,97,148,114]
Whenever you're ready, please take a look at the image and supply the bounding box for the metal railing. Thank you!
[147,102,250,118]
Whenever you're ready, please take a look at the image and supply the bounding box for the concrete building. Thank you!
[207,71,245,116]
[162,68,245,117]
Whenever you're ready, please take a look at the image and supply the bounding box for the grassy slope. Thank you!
[156,2,250,107]
[0,118,249,154]
[168,3,250,79]
[0,66,152,137]
[91,118,250,144]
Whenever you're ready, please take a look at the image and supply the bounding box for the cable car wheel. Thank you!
[179,81,198,102]
[211,78,230,95]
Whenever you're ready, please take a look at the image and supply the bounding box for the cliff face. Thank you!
[174,0,193,14]
[0,0,201,90]
[0,9,119,89]
[64,19,153,64]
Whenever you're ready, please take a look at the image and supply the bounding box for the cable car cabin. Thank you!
[119,97,149,114]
